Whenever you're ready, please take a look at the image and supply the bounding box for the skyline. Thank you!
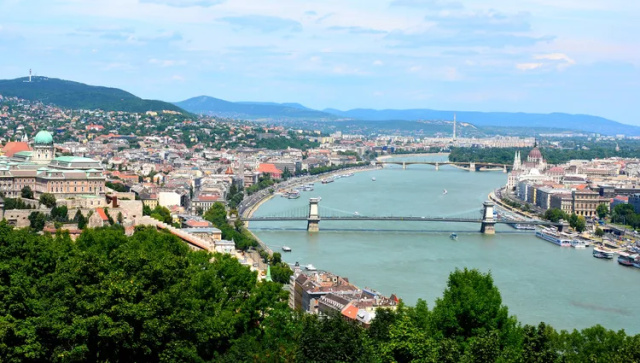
[0,0,638,125]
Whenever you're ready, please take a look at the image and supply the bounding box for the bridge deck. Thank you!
[242,216,557,226]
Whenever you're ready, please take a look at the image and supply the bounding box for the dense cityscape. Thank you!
[1,87,640,360]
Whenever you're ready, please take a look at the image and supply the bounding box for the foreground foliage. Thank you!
[0,224,638,362]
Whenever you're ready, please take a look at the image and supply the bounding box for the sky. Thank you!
[0,0,638,124]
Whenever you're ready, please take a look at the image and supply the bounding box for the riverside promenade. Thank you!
[237,165,378,255]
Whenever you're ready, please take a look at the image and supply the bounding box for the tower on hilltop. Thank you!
[453,113,457,140]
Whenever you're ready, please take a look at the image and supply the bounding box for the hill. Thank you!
[322,108,640,136]
[175,96,337,120]
[0,77,186,113]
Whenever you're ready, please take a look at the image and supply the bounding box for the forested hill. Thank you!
[323,108,640,136]
[0,77,186,113]
[175,96,337,120]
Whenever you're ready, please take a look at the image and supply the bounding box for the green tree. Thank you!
[28,211,46,231]
[595,227,604,237]
[50,205,69,222]
[39,192,57,208]
[544,208,568,223]
[20,185,33,199]
[574,215,586,232]
[117,211,124,224]
[596,203,609,219]
[430,268,516,346]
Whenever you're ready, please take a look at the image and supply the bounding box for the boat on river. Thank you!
[321,178,334,184]
[617,252,638,267]
[535,227,571,247]
[305,264,317,271]
[287,190,300,199]
[282,246,292,252]
[450,233,458,240]
[571,240,587,249]
[593,247,615,259]
[371,177,376,181]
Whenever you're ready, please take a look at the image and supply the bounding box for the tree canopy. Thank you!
[0,224,638,362]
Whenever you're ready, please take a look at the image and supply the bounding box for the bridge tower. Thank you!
[402,162,406,170]
[469,162,476,172]
[480,201,496,234]
[307,198,320,232]
[435,162,439,171]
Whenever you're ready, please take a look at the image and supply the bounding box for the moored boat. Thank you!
[287,190,301,199]
[593,247,614,259]
[305,264,317,271]
[571,240,587,249]
[617,252,638,267]
[535,227,572,247]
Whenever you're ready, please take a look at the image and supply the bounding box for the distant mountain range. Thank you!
[175,96,640,136]
[174,96,336,120]
[0,75,636,136]
[0,77,185,113]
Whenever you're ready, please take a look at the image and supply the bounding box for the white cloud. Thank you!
[516,63,544,71]
[373,60,384,66]
[517,53,575,71]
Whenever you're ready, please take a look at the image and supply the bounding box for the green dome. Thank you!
[34,130,53,145]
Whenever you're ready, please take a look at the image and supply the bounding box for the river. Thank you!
[250,155,640,334]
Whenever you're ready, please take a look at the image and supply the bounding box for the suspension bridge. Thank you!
[241,198,562,234]
[374,160,510,172]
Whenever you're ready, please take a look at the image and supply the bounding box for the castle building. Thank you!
[0,130,106,201]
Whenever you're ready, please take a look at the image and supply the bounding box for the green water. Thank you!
[251,156,640,333]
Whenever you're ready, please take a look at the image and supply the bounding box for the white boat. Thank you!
[354,211,360,216]
[443,189,448,195]
[287,190,300,199]
[305,264,317,271]
[282,246,292,252]
[535,227,572,247]
[371,177,376,181]
[450,233,458,240]
[571,240,586,249]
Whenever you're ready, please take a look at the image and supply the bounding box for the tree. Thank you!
[50,205,69,222]
[143,204,152,216]
[20,185,33,199]
[544,208,568,223]
[431,268,515,345]
[117,211,124,224]
[596,203,609,219]
[575,215,587,233]
[39,193,57,208]
[595,227,604,237]
[28,211,46,231]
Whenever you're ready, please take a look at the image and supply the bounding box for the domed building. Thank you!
[506,144,549,190]
[0,130,106,204]
[32,130,55,164]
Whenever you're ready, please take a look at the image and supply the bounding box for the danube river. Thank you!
[250,155,640,334]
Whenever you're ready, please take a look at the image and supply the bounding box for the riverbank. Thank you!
[240,164,378,219]
[238,164,378,256]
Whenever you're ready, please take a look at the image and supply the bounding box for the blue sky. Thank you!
[0,0,638,124]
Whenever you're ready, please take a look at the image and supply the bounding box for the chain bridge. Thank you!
[374,160,510,172]
[241,198,561,234]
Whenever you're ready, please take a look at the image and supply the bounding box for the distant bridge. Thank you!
[374,160,510,172]
[241,198,561,234]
